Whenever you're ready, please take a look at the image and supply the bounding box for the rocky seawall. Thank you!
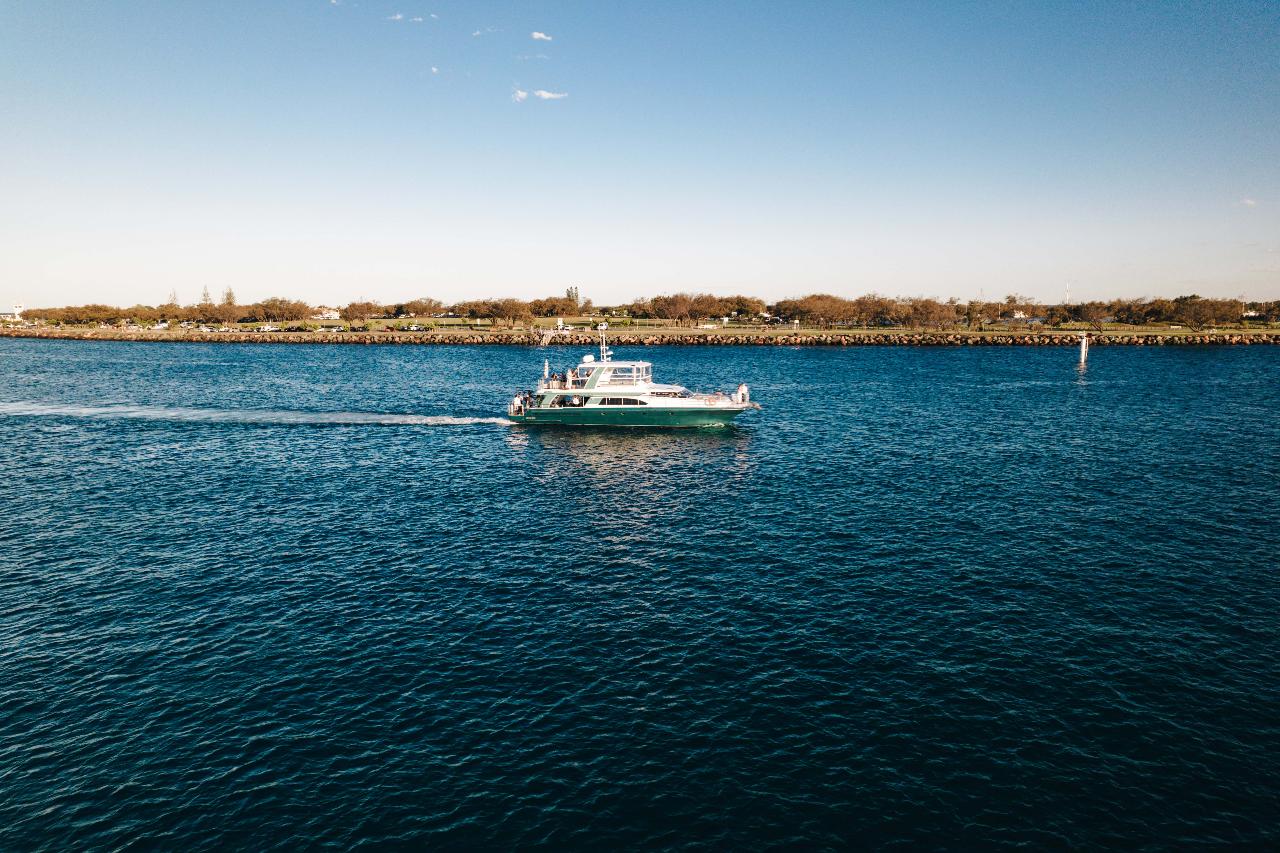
[2,328,1278,347]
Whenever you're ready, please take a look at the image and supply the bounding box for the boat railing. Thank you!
[691,386,752,406]
[537,377,585,391]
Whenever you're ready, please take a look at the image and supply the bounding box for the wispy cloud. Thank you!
[532,89,567,100]
[1241,198,1258,207]
[410,16,424,23]
[512,88,529,102]
[472,26,497,37]
[430,13,438,19]
[517,54,550,61]
[431,66,439,74]
[531,31,553,41]
[387,12,403,21]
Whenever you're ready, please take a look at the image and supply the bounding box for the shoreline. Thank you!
[2,327,1278,347]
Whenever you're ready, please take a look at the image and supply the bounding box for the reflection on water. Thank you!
[511,426,756,502]
[524,425,747,462]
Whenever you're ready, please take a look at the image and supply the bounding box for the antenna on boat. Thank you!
[597,322,612,362]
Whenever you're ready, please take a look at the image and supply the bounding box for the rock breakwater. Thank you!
[2,328,1277,347]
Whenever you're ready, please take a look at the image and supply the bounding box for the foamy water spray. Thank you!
[0,402,511,426]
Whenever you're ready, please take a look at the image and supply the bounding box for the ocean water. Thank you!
[1,337,1277,849]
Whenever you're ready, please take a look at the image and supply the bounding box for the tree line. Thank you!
[17,289,1279,332]
[763,293,1272,332]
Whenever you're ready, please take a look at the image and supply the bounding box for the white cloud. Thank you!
[411,16,423,22]
[533,89,567,100]
[531,31,553,41]
[431,66,439,74]
[430,13,438,19]
[517,54,550,61]
[387,13,403,21]
[1241,198,1258,207]
[512,88,529,102]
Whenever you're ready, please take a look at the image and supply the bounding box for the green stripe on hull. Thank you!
[511,407,744,428]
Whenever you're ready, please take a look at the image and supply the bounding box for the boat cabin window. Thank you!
[597,397,646,406]
[550,394,585,407]
[592,364,650,386]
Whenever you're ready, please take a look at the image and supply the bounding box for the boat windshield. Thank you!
[598,364,651,385]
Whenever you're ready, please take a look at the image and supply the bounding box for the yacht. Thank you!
[508,325,758,427]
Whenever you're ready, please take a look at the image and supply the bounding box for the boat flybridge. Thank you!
[508,324,759,427]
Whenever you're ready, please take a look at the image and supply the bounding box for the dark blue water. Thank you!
[1,338,1277,849]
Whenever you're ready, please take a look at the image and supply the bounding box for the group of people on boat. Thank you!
[510,390,536,415]
[542,369,585,390]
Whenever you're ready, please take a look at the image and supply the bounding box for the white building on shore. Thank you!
[0,305,22,322]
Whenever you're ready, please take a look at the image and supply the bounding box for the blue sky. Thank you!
[1,0,1277,307]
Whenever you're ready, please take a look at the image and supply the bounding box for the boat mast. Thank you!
[598,322,612,362]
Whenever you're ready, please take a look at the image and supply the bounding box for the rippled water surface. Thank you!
[2,338,1277,849]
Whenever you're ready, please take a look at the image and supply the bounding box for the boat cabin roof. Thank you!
[576,358,651,370]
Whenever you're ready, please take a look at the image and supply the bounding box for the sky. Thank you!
[1,0,1277,308]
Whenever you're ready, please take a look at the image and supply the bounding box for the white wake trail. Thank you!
[0,402,512,427]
